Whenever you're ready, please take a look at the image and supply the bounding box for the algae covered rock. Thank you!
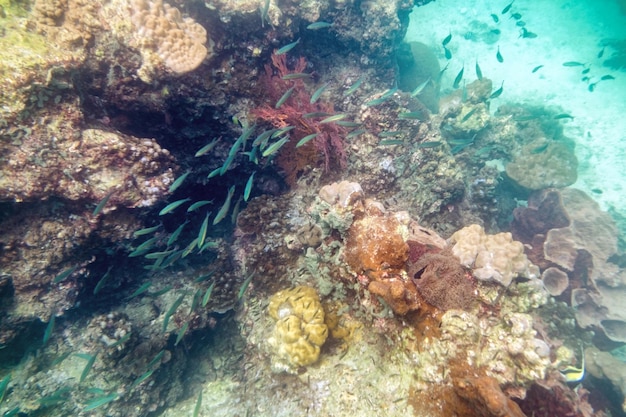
[267,286,328,373]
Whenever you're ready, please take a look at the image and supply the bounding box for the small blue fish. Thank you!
[133,225,161,237]
[167,220,189,247]
[168,171,190,193]
[53,265,78,284]
[442,31,452,46]
[202,282,215,307]
[93,190,115,216]
[296,133,319,148]
[343,76,364,96]
[276,38,300,55]
[307,21,332,30]
[275,86,295,109]
[159,198,191,215]
[213,185,235,225]
[310,83,329,104]
[475,61,483,80]
[281,73,311,80]
[261,137,290,157]
[244,172,256,201]
[197,212,210,249]
[489,81,504,98]
[410,77,431,97]
[43,314,55,346]
[187,200,212,212]
[453,66,464,89]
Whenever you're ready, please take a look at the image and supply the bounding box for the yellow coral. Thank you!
[267,286,328,373]
[450,224,539,286]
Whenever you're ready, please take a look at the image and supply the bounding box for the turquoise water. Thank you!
[1,0,626,416]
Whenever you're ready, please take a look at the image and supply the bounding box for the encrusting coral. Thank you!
[267,286,329,373]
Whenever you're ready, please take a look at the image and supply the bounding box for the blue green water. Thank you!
[1,0,626,416]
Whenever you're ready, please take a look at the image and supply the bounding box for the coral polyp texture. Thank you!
[450,224,540,287]
[130,0,211,79]
[267,286,329,373]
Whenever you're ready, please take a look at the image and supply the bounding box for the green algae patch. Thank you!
[0,14,84,119]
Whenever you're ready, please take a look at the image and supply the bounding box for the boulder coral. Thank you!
[449,224,539,287]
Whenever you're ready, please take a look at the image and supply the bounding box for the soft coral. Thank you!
[253,53,347,185]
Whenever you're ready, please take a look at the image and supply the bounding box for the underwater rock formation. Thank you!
[585,347,626,413]
[396,41,441,112]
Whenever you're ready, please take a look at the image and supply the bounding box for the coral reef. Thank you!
[450,224,540,287]
[253,53,348,184]
[267,286,329,373]
[0,127,175,205]
[512,188,626,343]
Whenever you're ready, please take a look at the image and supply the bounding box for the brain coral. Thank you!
[267,286,328,373]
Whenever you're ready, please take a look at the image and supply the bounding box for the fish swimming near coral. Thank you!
[489,81,504,98]
[560,349,585,383]
[276,38,300,55]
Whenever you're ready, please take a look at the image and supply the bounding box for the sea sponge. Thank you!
[409,252,475,311]
[450,224,539,287]
[267,286,328,373]
[130,0,210,78]
[344,214,408,281]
